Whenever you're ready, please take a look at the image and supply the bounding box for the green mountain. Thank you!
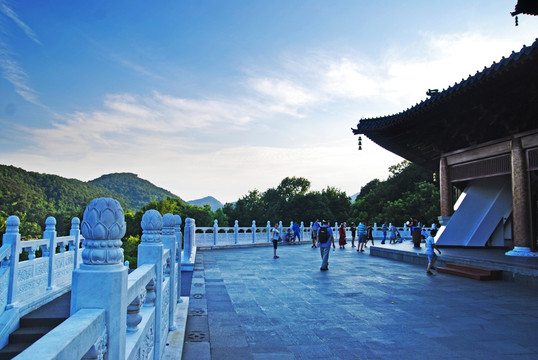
[0,165,183,239]
[89,173,182,210]
[187,196,224,211]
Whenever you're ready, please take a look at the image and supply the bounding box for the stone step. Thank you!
[0,342,29,360]
[20,317,66,328]
[437,263,502,281]
[9,326,57,344]
[0,292,70,359]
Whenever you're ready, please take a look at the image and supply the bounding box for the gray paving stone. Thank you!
[185,245,538,359]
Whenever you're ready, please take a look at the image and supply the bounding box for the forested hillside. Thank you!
[89,173,182,210]
[0,165,182,240]
[187,196,224,211]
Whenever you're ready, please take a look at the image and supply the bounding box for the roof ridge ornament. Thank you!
[426,89,439,97]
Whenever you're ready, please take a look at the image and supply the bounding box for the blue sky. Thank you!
[1,1,537,203]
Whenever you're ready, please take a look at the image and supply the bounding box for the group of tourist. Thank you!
[271,219,441,275]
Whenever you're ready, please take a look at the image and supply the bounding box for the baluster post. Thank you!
[213,219,218,246]
[71,198,128,360]
[69,217,82,268]
[252,220,256,244]
[182,218,195,271]
[138,209,166,359]
[266,221,271,243]
[126,294,144,333]
[44,217,57,290]
[234,220,239,244]
[162,213,178,330]
[174,215,183,303]
[5,216,20,309]
[289,221,293,243]
[300,221,304,244]
[334,222,338,238]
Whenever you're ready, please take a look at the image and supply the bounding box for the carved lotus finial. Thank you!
[81,198,126,240]
[81,198,125,266]
[141,210,163,243]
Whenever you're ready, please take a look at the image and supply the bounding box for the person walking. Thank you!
[381,221,387,244]
[426,229,441,275]
[365,223,374,247]
[272,223,281,259]
[338,223,347,248]
[350,222,357,247]
[389,223,398,244]
[292,222,301,245]
[357,221,367,252]
[317,220,335,270]
[311,219,320,248]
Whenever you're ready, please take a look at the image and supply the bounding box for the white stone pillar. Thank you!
[69,217,82,269]
[5,216,20,309]
[43,217,57,290]
[234,220,239,244]
[138,209,166,359]
[174,215,183,303]
[162,213,178,330]
[181,218,196,271]
[71,198,128,360]
[213,219,218,246]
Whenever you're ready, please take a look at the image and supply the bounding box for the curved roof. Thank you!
[352,38,538,170]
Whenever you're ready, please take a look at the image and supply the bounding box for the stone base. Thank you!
[181,246,197,272]
[437,216,451,226]
[505,246,538,257]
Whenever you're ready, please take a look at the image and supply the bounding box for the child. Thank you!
[285,229,294,244]
[425,229,441,275]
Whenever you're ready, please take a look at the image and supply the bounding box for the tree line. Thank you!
[1,161,439,266]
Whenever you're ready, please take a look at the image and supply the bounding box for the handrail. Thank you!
[127,264,155,305]
[0,244,10,263]
[14,309,106,360]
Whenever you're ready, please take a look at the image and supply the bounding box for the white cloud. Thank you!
[4,28,537,202]
[0,48,39,104]
[0,1,41,45]
[0,1,42,105]
[322,58,381,99]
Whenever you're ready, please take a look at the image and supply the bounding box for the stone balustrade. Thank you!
[0,215,83,349]
[194,221,434,248]
[0,198,190,359]
[0,196,437,359]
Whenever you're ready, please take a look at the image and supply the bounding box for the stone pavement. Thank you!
[182,244,538,360]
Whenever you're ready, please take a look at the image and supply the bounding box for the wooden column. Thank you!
[439,156,452,225]
[506,138,536,256]
[511,138,531,247]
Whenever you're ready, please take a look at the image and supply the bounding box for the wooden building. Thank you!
[352,38,538,257]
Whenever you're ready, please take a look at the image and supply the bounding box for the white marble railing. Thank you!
[0,198,193,360]
[0,216,84,349]
[195,220,436,248]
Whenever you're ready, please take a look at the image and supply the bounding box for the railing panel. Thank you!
[53,252,75,286]
[126,306,156,360]
[0,264,9,314]
[16,258,48,301]
[159,277,171,357]
[15,308,106,360]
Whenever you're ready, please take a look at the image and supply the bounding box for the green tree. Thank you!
[122,235,141,268]
[350,161,438,226]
